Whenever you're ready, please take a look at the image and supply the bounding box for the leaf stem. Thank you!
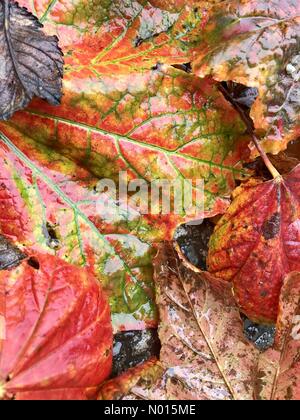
[218,83,281,180]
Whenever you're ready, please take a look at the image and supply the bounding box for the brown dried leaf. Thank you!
[0,0,63,120]
[256,272,300,400]
[99,243,260,400]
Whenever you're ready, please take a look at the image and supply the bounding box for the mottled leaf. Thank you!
[0,1,253,331]
[18,0,205,71]
[0,136,158,332]
[208,165,300,323]
[0,0,63,120]
[256,272,300,400]
[0,253,112,400]
[99,269,300,401]
[98,243,260,400]
[192,0,300,154]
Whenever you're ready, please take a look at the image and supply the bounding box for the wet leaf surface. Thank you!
[0,253,113,400]
[208,165,300,323]
[0,0,63,120]
[193,0,300,155]
[99,242,260,400]
[0,137,158,331]
[256,272,300,400]
[153,243,260,400]
[98,246,300,400]
[175,220,276,350]
[0,0,254,331]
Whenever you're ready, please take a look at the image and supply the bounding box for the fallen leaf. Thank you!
[0,0,253,331]
[17,0,207,72]
[269,152,300,175]
[256,272,300,400]
[208,165,300,323]
[98,246,300,401]
[0,137,158,332]
[0,0,63,120]
[153,243,259,400]
[99,242,260,400]
[192,0,300,154]
[0,253,112,400]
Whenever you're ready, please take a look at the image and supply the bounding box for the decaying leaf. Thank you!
[208,165,300,323]
[0,253,112,400]
[256,272,300,400]
[0,0,254,332]
[99,243,260,400]
[153,243,259,400]
[0,0,63,120]
[98,246,300,401]
[192,0,300,154]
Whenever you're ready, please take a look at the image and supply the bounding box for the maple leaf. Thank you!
[208,165,300,323]
[0,1,253,331]
[0,0,63,120]
[99,242,260,400]
[192,0,300,155]
[256,272,300,400]
[0,252,113,400]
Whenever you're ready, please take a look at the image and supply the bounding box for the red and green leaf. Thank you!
[208,165,300,323]
[192,0,300,155]
[0,0,253,331]
[0,253,112,400]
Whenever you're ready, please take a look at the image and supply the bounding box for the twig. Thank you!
[218,83,281,180]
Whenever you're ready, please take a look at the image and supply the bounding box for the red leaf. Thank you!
[208,165,300,323]
[0,253,113,400]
